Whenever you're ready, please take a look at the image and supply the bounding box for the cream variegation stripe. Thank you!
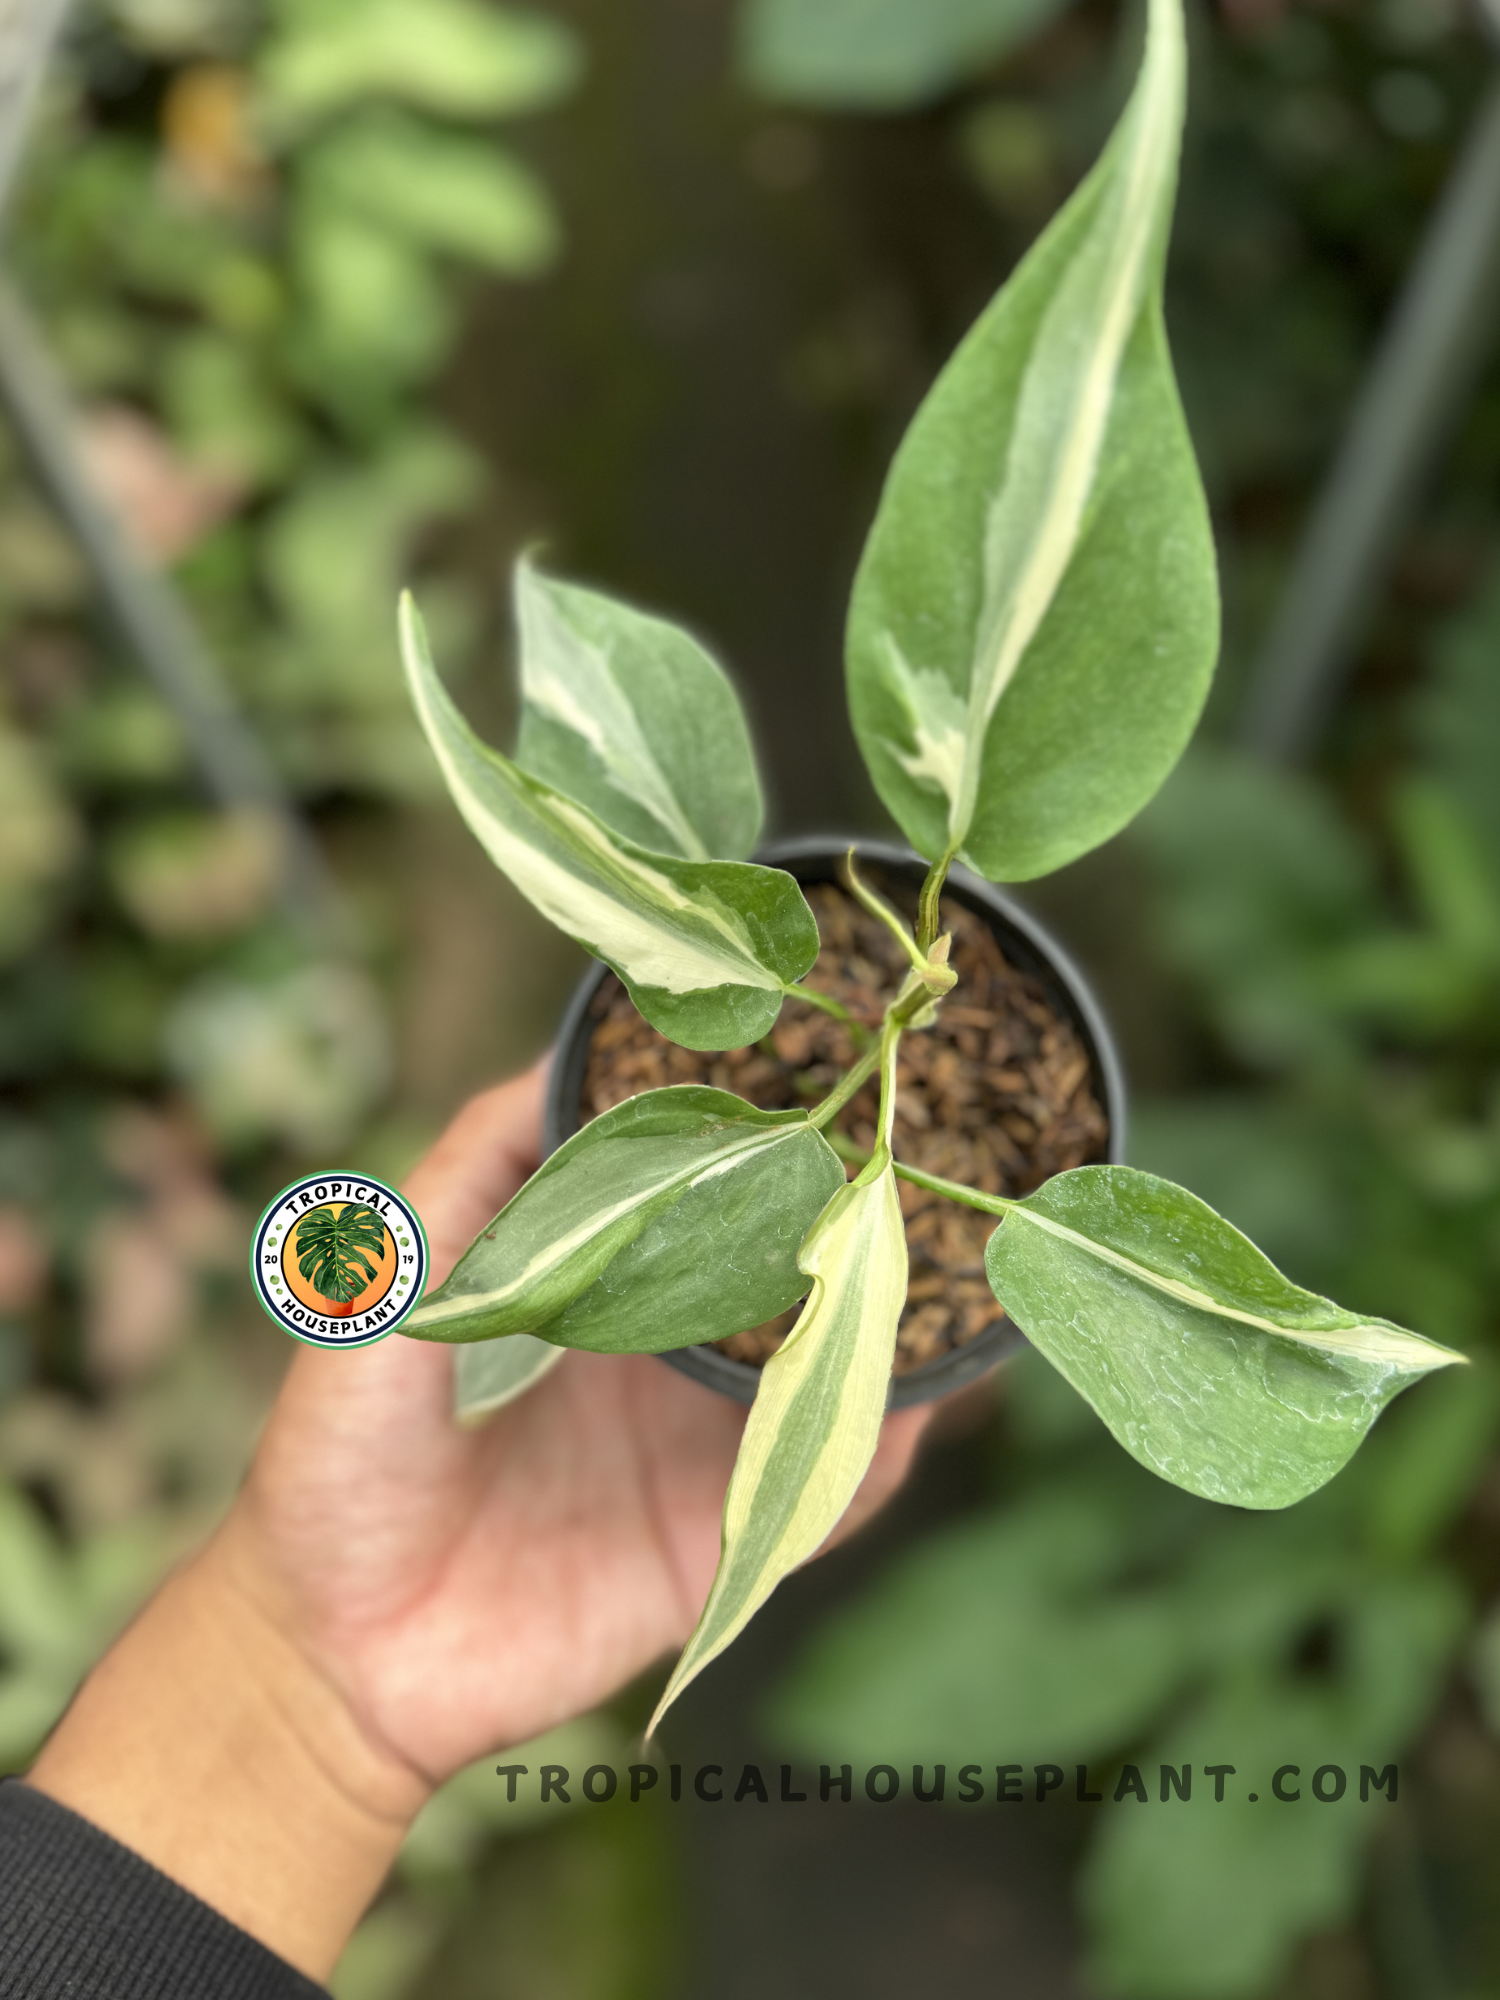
[407,1123,800,1333]
[940,0,1184,846]
[400,596,780,996]
[541,793,774,970]
[518,567,709,860]
[886,636,968,804]
[455,1335,566,1425]
[882,1153,1463,1378]
[1000,1205,1462,1373]
[648,1127,908,1736]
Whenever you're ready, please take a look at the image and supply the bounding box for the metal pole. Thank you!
[1239,14,1500,762]
[0,0,344,939]
[0,0,69,224]
[0,280,342,934]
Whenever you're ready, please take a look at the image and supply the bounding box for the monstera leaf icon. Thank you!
[295,1203,387,1313]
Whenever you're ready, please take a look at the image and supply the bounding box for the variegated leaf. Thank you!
[846,0,1217,883]
[454,1335,566,1424]
[648,1159,908,1735]
[400,595,817,1049]
[406,1086,845,1351]
[985,1165,1464,1509]
[514,559,763,862]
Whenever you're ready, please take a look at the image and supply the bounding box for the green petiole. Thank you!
[807,890,957,1139]
[828,1133,1016,1217]
[853,1015,903,1185]
[842,850,929,972]
[916,847,959,955]
[807,1043,882,1130]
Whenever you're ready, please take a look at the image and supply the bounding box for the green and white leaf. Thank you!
[455,1335,566,1423]
[514,560,763,862]
[406,1086,846,1351]
[984,1165,1464,1509]
[400,596,817,1049]
[648,1161,908,1735]
[845,0,1218,883]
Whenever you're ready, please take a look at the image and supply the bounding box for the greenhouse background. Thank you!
[4,0,1500,1993]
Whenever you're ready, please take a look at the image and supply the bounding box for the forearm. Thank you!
[22,1067,551,1980]
[27,1515,428,1983]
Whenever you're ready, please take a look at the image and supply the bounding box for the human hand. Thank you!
[229,1055,931,1781]
[29,1056,930,1978]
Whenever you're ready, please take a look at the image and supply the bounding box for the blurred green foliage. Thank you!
[0,0,584,1987]
[738,0,1077,112]
[331,1716,680,2000]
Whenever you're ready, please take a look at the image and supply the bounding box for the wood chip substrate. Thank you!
[579,876,1109,1376]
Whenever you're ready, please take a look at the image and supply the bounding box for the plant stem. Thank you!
[893,1158,1012,1215]
[863,1016,902,1177]
[806,852,963,1144]
[807,1043,882,1130]
[826,1019,903,1190]
[829,1136,1014,1217]
[842,849,928,971]
[916,846,959,954]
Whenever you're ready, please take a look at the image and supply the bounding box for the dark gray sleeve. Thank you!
[0,1780,330,1999]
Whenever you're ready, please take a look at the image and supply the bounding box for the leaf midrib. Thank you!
[524,622,711,862]
[1000,1204,1459,1372]
[400,597,783,996]
[408,1121,810,1326]
[949,0,1181,845]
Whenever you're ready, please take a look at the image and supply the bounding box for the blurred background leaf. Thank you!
[738,0,1079,112]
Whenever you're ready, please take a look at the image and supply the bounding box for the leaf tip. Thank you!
[643,1687,676,1745]
[645,1635,720,1741]
[397,588,428,667]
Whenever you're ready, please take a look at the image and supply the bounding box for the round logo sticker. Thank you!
[250,1174,428,1348]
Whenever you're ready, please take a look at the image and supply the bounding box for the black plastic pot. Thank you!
[545,836,1126,1410]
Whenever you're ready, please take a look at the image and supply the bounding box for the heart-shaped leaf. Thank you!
[846,0,1217,883]
[985,1165,1464,1509]
[648,1160,908,1735]
[514,559,763,862]
[406,1086,846,1351]
[401,596,817,1049]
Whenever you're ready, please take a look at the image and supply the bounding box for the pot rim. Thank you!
[544,833,1127,1410]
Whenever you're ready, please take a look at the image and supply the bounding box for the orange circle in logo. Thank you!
[283,1202,401,1318]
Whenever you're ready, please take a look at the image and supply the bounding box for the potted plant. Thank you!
[545,831,1126,1411]
[395,0,1461,1736]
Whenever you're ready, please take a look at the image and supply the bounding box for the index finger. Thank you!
[403,1057,550,1285]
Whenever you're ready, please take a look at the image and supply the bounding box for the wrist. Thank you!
[28,1515,429,1981]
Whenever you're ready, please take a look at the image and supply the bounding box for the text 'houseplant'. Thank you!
[393,0,1461,1734]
